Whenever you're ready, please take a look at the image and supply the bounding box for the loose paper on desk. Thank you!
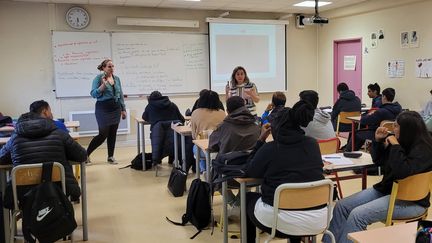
[322,154,354,166]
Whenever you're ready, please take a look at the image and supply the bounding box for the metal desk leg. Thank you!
[205,151,210,182]
[195,147,200,179]
[1,170,10,243]
[136,121,140,154]
[181,135,186,171]
[351,121,355,151]
[222,181,228,243]
[173,131,179,168]
[141,123,146,170]
[81,162,88,241]
[240,181,247,243]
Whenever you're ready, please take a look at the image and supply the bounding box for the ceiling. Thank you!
[11,0,371,14]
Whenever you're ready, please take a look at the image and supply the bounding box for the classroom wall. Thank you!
[0,1,318,142]
[318,0,431,110]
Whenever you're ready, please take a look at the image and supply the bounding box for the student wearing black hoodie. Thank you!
[323,111,432,243]
[345,88,402,151]
[331,83,362,132]
[245,100,326,243]
[142,91,185,127]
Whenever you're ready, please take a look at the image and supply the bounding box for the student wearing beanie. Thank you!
[244,100,326,243]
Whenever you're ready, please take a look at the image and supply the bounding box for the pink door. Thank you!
[333,39,362,103]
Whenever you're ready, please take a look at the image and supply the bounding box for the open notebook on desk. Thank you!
[322,154,354,166]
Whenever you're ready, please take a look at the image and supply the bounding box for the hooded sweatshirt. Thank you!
[360,102,402,130]
[302,108,335,140]
[331,90,362,131]
[142,96,185,127]
[208,106,260,154]
[0,112,86,198]
[190,108,225,139]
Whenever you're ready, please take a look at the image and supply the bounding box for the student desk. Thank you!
[347,116,361,151]
[192,139,210,181]
[228,152,374,243]
[134,117,150,170]
[348,221,417,243]
[64,120,80,132]
[172,125,192,171]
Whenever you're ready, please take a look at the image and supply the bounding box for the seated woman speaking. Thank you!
[323,111,432,243]
[245,100,327,243]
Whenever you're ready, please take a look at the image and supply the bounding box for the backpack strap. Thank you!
[42,162,54,183]
[190,230,202,239]
[118,165,132,170]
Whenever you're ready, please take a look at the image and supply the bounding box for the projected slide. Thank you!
[209,23,286,93]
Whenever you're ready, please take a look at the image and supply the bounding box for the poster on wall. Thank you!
[344,55,356,70]
[416,58,432,78]
[370,32,377,48]
[410,31,419,48]
[400,32,409,48]
[387,60,405,78]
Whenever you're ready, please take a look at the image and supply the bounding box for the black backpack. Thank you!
[120,152,153,170]
[20,163,77,243]
[212,150,252,184]
[166,178,212,239]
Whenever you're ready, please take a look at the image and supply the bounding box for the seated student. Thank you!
[0,111,87,200]
[29,100,69,133]
[245,101,326,243]
[367,83,382,108]
[299,90,335,140]
[187,89,224,116]
[191,90,226,172]
[420,89,432,118]
[331,83,362,132]
[345,88,402,151]
[261,91,286,125]
[142,91,185,126]
[323,111,432,243]
[209,96,260,213]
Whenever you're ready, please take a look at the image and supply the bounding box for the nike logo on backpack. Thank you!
[36,207,53,221]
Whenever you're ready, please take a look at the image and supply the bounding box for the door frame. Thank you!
[333,38,363,103]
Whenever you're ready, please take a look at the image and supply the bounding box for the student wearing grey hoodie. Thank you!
[299,90,336,140]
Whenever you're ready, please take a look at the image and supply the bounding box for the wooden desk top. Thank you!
[134,116,150,124]
[64,120,80,128]
[70,132,80,140]
[323,152,374,173]
[0,126,14,133]
[172,125,192,135]
[347,116,361,122]
[348,222,417,243]
[193,139,209,151]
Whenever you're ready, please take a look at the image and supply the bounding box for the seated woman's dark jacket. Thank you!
[372,141,432,208]
[245,127,324,206]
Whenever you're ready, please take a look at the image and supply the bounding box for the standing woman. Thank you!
[88,59,126,164]
[225,66,260,116]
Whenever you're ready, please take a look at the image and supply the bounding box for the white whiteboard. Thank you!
[52,32,111,97]
[111,32,209,95]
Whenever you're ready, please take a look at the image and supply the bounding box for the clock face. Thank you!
[66,7,90,29]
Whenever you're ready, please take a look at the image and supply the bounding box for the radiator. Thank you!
[69,109,130,137]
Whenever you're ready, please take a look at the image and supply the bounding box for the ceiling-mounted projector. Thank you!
[302,15,329,25]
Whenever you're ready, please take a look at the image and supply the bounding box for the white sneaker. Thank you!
[107,157,118,164]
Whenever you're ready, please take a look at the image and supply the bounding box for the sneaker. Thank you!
[107,157,118,164]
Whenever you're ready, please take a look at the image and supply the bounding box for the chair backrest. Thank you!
[336,111,361,134]
[380,120,395,133]
[11,162,66,210]
[268,179,334,238]
[395,171,432,201]
[318,138,340,155]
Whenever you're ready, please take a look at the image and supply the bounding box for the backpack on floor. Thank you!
[166,178,212,239]
[120,152,153,170]
[20,163,77,243]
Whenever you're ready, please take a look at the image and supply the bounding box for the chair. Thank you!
[385,171,432,226]
[380,120,395,133]
[318,138,344,198]
[10,162,73,243]
[257,179,336,243]
[335,111,361,138]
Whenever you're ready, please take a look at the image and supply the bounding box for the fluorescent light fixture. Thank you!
[294,1,332,7]
[185,0,201,1]
[117,17,199,28]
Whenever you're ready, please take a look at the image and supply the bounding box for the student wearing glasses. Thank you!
[88,59,126,164]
